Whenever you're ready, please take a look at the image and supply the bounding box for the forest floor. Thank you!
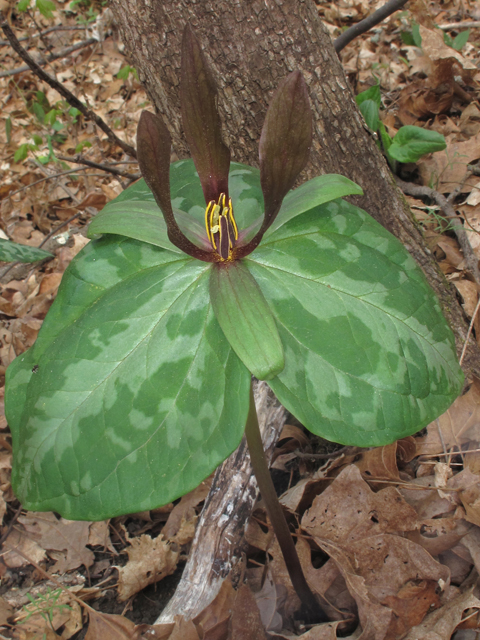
[0,0,480,638]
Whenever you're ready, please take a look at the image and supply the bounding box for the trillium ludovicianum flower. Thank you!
[137,26,313,268]
[5,23,463,522]
[135,25,315,380]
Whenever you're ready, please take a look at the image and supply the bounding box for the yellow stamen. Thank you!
[205,193,238,259]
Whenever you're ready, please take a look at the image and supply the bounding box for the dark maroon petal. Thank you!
[137,111,216,262]
[234,71,312,259]
[260,70,312,225]
[180,24,231,204]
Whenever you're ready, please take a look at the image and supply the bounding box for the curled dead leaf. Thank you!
[117,534,180,601]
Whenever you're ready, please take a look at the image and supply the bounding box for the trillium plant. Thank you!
[6,25,463,613]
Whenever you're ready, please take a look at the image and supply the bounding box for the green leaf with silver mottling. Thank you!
[266,174,363,236]
[88,201,181,252]
[0,238,53,263]
[89,160,264,247]
[247,198,463,447]
[6,236,250,520]
[210,261,284,380]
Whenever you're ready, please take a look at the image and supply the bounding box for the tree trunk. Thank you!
[109,0,480,621]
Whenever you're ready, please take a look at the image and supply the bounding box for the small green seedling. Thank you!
[401,20,470,52]
[117,65,139,82]
[355,82,446,168]
[19,587,71,629]
[17,0,56,19]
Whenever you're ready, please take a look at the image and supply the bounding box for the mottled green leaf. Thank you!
[210,261,284,380]
[267,174,363,236]
[88,201,180,252]
[0,238,53,263]
[6,236,250,520]
[247,199,463,447]
[389,126,446,163]
[89,160,264,247]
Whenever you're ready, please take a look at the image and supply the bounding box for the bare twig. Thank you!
[438,21,480,30]
[293,446,354,460]
[56,155,140,180]
[0,20,137,158]
[396,177,480,283]
[334,0,409,53]
[0,37,97,77]
[460,296,480,365]
[0,24,84,46]
[0,504,23,549]
[446,168,473,205]
[38,211,85,248]
[4,167,105,201]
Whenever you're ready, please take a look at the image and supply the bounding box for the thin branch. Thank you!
[334,0,409,53]
[0,20,137,158]
[38,211,85,248]
[460,296,480,365]
[396,177,480,283]
[56,155,140,180]
[3,167,109,201]
[0,24,84,46]
[0,37,97,78]
[438,21,480,30]
[0,504,23,549]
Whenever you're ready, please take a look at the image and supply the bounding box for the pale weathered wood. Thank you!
[156,381,285,623]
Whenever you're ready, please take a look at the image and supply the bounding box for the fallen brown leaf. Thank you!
[85,610,136,640]
[88,520,116,553]
[383,580,441,638]
[301,465,418,545]
[269,621,341,639]
[254,571,287,634]
[0,596,13,625]
[402,588,480,639]
[3,526,46,569]
[162,476,212,543]
[117,533,180,601]
[229,584,268,640]
[354,443,401,482]
[296,537,356,621]
[132,621,175,639]
[416,378,480,456]
[192,578,234,640]
[418,132,480,193]
[449,468,480,527]
[17,512,94,573]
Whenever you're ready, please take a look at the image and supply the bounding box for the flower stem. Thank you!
[244,381,326,621]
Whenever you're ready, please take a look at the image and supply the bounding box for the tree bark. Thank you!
[109,0,480,622]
